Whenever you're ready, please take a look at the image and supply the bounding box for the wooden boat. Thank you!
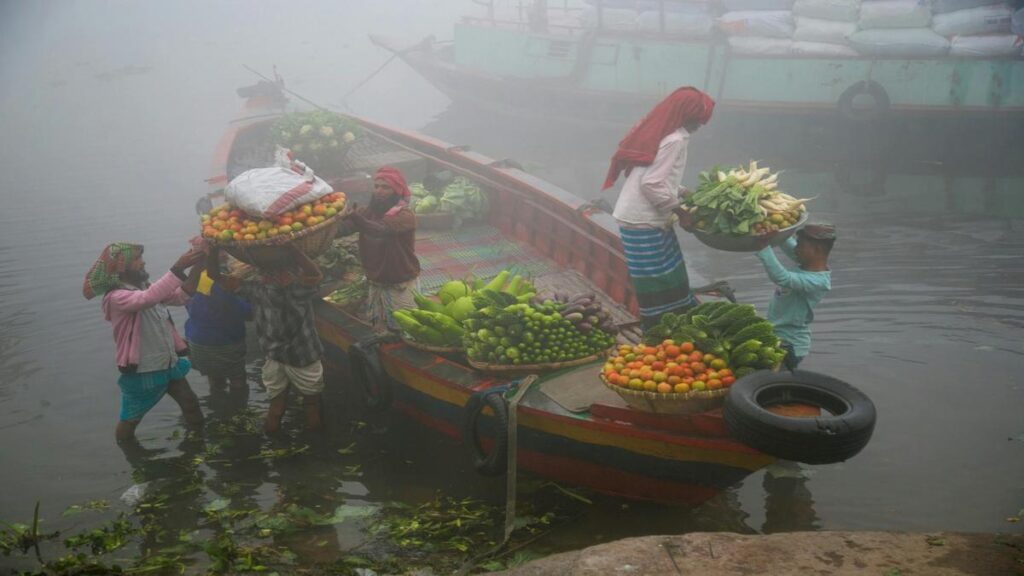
[208,81,775,505]
[370,2,1024,127]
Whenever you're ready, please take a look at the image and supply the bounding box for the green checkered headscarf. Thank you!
[83,243,143,300]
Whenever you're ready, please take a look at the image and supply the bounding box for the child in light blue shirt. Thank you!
[755,224,835,370]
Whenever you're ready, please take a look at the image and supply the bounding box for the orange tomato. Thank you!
[722,376,736,386]
[232,232,244,241]
[229,209,242,219]
[665,345,681,358]
[667,375,681,385]
[293,211,309,222]
[682,367,694,377]
[690,362,706,374]
[656,382,673,394]
[651,361,666,372]
[313,204,328,215]
[278,216,294,226]
[642,354,657,365]
[643,346,657,356]
[707,379,723,390]
[216,210,229,220]
[680,342,695,354]
[688,351,703,362]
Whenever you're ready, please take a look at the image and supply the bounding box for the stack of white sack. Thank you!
[791,0,861,57]
[931,2,1018,57]
[850,0,949,57]
[720,8,796,55]
[580,2,639,32]
[637,0,717,38]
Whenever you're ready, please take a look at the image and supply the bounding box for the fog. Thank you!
[1,0,1023,572]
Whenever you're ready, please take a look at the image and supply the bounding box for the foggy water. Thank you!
[2,0,1023,572]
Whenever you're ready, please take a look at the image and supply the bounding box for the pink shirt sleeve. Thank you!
[639,134,687,214]
[106,271,184,313]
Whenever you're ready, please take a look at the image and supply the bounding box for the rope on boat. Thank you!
[455,374,539,576]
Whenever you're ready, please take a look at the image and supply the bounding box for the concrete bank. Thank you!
[495,531,1024,575]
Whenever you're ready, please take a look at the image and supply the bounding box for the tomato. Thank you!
[680,342,695,354]
[665,345,681,358]
[688,351,703,362]
[229,209,243,219]
[667,375,681,385]
[216,210,230,220]
[689,362,706,374]
[651,361,666,372]
[707,378,723,390]
[278,216,294,226]
[293,211,309,222]
[643,346,658,356]
[643,354,657,365]
[703,353,716,363]
[722,376,736,386]
[661,339,676,347]
[718,368,733,377]
[682,367,694,377]
[673,382,691,394]
[710,359,727,370]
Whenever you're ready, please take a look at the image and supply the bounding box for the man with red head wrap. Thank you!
[339,166,421,333]
[604,87,715,330]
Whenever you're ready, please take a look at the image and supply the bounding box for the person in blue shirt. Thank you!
[755,224,835,371]
[185,250,251,391]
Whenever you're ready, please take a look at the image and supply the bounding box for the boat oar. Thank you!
[455,374,540,576]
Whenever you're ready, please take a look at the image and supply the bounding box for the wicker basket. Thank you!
[400,335,464,355]
[212,203,352,269]
[467,352,605,375]
[600,373,728,415]
[691,212,808,253]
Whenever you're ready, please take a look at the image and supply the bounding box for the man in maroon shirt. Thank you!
[338,166,421,333]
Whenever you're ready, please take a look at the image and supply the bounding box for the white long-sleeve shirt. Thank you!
[612,128,690,228]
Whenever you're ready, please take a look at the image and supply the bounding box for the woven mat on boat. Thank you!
[539,362,624,414]
[415,224,557,294]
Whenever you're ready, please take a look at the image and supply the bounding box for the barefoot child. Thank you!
[84,243,206,442]
[207,244,325,433]
[755,224,836,370]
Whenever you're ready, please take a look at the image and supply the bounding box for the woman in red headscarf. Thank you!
[338,166,421,333]
[604,87,715,330]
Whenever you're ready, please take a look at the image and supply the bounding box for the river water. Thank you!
[2,1,1023,573]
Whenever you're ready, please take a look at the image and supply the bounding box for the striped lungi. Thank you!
[619,225,696,329]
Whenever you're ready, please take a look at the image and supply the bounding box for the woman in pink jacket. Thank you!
[83,243,205,442]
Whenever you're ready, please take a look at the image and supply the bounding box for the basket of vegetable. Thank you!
[601,372,729,415]
[410,177,488,230]
[200,192,350,269]
[270,110,361,178]
[682,161,812,253]
[462,286,619,374]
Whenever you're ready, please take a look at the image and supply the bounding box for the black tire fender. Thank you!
[462,389,510,476]
[348,342,393,413]
[723,370,876,465]
[837,80,890,124]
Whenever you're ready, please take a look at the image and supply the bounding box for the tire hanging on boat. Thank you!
[348,341,393,412]
[723,370,877,465]
[462,388,510,476]
[837,80,890,124]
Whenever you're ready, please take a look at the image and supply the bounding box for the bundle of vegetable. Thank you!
[270,110,360,175]
[393,270,536,348]
[462,290,617,366]
[643,301,787,377]
[323,275,368,309]
[315,238,362,281]
[682,161,811,236]
[410,177,488,223]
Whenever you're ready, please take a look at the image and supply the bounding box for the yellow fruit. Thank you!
[243,234,256,241]
[218,229,233,241]
[258,220,273,230]
[628,378,644,390]
[657,382,673,394]
[291,222,304,231]
[278,226,292,235]
[673,382,691,394]
[267,228,279,237]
